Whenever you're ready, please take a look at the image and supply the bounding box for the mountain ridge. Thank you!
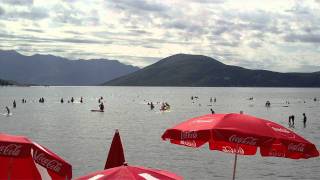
[0,50,140,86]
[103,54,320,87]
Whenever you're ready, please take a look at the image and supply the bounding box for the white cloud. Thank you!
[0,0,319,72]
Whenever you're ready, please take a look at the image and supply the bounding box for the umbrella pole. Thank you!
[232,144,239,180]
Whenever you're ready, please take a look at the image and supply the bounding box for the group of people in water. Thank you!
[288,113,307,128]
[4,96,105,114]
[39,97,45,103]
[2,95,316,129]
[146,101,170,111]
[60,97,84,104]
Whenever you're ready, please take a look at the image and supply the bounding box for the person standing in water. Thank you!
[291,115,295,127]
[5,106,10,115]
[80,97,83,103]
[303,113,307,128]
[13,100,16,108]
[98,96,103,103]
[60,98,64,103]
[99,102,104,111]
[71,97,74,103]
[288,115,292,127]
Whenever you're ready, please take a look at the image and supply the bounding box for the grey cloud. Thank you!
[129,29,152,35]
[57,38,111,44]
[92,29,152,40]
[237,10,272,25]
[111,0,167,12]
[164,20,188,30]
[162,19,208,38]
[0,33,112,45]
[64,30,82,35]
[206,33,241,47]
[107,0,169,27]
[248,41,262,49]
[1,0,33,6]
[284,33,320,43]
[291,65,320,72]
[218,10,283,35]
[0,6,4,15]
[285,4,311,15]
[3,7,49,20]
[211,19,235,35]
[23,28,44,33]
[233,58,281,72]
[92,29,188,48]
[52,4,100,26]
[206,34,241,48]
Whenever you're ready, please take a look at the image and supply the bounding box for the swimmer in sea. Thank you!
[5,106,10,115]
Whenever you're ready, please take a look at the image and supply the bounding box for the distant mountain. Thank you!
[0,50,139,86]
[103,54,320,87]
[0,78,16,86]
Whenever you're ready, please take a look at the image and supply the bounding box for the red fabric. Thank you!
[162,113,319,159]
[104,130,126,169]
[0,156,41,179]
[0,133,72,179]
[76,165,183,180]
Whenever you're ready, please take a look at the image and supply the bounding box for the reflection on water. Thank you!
[0,86,319,179]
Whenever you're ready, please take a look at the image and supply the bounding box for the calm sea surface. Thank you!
[0,86,319,180]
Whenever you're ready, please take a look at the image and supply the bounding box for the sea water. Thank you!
[0,86,319,180]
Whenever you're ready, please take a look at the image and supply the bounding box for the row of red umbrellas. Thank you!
[0,130,183,180]
[1,113,319,179]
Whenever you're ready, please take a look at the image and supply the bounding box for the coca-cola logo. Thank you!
[0,144,21,156]
[222,146,244,154]
[288,143,305,152]
[266,123,295,138]
[229,135,258,146]
[33,150,63,173]
[181,131,197,140]
[268,150,285,157]
[180,140,197,147]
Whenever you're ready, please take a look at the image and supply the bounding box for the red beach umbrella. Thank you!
[104,129,125,169]
[76,164,183,180]
[77,129,183,180]
[161,113,319,179]
[0,133,72,180]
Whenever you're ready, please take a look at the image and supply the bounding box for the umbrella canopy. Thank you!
[0,133,72,180]
[162,113,319,159]
[104,129,125,169]
[161,113,319,179]
[76,164,183,180]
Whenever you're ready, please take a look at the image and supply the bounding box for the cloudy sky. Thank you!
[0,0,320,72]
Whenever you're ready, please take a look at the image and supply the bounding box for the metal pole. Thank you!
[232,144,239,180]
